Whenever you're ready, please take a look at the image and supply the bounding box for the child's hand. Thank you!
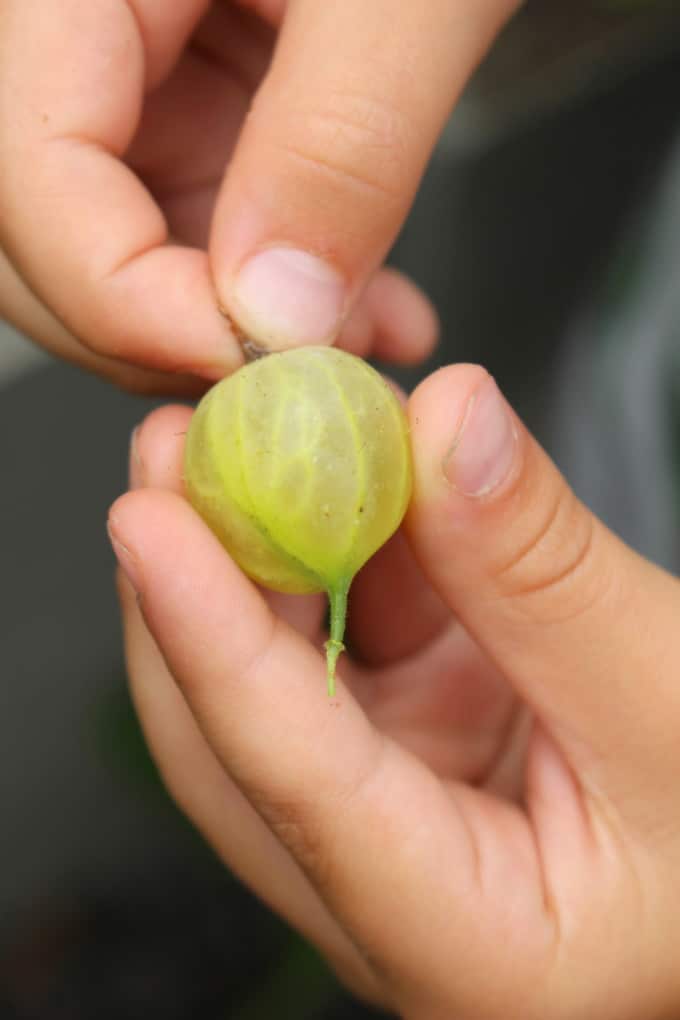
[0,0,517,391]
[109,362,680,1019]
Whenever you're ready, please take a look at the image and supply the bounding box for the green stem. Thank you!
[324,578,350,697]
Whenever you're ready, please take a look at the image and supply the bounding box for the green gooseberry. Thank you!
[184,345,412,696]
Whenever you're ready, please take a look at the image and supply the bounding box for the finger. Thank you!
[118,570,382,1003]
[124,0,214,90]
[125,53,252,249]
[107,489,548,1007]
[132,42,437,360]
[128,405,194,494]
[362,267,439,364]
[0,247,206,397]
[129,403,521,794]
[0,0,241,378]
[336,268,439,365]
[406,364,680,798]
[126,3,275,248]
[210,0,520,351]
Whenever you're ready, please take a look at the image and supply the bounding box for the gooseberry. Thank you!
[184,346,412,695]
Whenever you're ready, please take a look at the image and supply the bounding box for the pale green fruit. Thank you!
[184,345,412,695]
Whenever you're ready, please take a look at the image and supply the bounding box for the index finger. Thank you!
[107,487,516,1006]
[0,0,240,378]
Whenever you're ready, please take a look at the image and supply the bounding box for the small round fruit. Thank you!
[184,345,412,694]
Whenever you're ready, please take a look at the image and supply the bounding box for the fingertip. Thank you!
[367,268,440,364]
[131,403,195,493]
[409,361,489,409]
[108,488,137,529]
[408,363,491,489]
[217,245,347,353]
[108,487,182,560]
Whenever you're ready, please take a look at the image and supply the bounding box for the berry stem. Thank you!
[325,578,350,697]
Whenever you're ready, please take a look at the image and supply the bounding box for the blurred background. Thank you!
[2,1,680,1016]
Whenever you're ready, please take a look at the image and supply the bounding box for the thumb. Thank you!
[406,364,680,796]
[210,0,519,351]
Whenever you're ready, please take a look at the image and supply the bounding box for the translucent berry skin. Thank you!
[184,346,412,694]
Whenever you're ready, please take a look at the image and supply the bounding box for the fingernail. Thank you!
[129,427,144,490]
[229,247,345,349]
[107,518,142,592]
[444,376,517,497]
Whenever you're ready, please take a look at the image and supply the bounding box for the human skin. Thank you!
[109,365,680,1019]
[0,0,519,391]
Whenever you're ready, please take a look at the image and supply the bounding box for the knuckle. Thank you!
[261,89,411,205]
[491,485,603,625]
[252,787,333,889]
[245,733,386,897]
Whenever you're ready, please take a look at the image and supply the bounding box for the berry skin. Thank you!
[184,346,412,695]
